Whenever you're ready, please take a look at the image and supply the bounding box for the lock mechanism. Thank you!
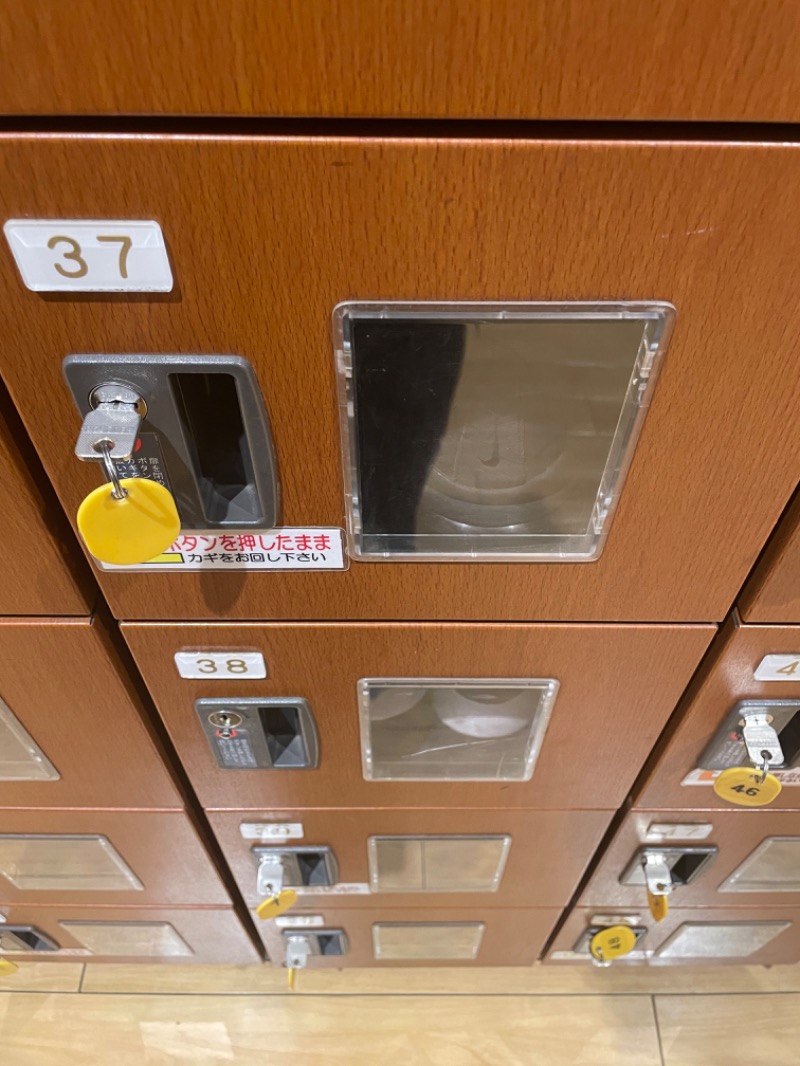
[0,926,59,953]
[620,846,717,921]
[575,921,647,967]
[699,701,795,807]
[253,846,337,922]
[63,354,279,566]
[195,698,319,771]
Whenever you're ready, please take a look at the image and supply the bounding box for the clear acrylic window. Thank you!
[368,835,511,892]
[372,922,485,960]
[335,301,675,561]
[0,835,143,891]
[656,922,790,959]
[358,678,558,781]
[0,697,59,781]
[719,838,800,893]
[59,921,193,957]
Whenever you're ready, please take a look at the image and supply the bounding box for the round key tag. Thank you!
[256,889,298,921]
[77,478,180,565]
[590,925,637,963]
[647,891,669,923]
[0,959,19,976]
[713,767,782,807]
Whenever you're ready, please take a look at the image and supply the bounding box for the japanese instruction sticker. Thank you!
[99,528,347,571]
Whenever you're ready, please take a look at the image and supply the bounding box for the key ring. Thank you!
[758,750,771,784]
[93,439,128,500]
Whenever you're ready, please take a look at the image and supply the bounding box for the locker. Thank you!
[635,616,800,810]
[0,617,182,809]
[121,621,714,810]
[0,810,231,906]
[1,137,799,622]
[575,809,800,910]
[547,906,800,967]
[206,809,611,910]
[257,906,558,968]
[0,382,92,615]
[1,2,799,122]
[0,904,260,964]
[739,491,800,624]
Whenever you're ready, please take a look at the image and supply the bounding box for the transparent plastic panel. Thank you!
[359,678,558,781]
[0,698,60,781]
[0,835,143,891]
[720,838,800,893]
[60,921,193,957]
[368,836,511,892]
[656,922,790,959]
[335,302,675,561]
[372,922,485,960]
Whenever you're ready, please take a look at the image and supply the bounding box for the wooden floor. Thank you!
[2,961,800,1063]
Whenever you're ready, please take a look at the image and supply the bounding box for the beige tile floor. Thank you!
[1,961,800,1064]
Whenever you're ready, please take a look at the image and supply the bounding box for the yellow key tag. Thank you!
[287,967,297,991]
[647,891,669,922]
[256,889,298,921]
[713,767,782,807]
[0,959,19,976]
[77,477,180,566]
[589,925,637,963]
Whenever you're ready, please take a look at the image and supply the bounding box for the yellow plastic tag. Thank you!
[713,767,782,807]
[77,477,180,566]
[287,967,297,991]
[589,925,637,963]
[0,959,19,977]
[647,891,669,922]
[255,889,298,921]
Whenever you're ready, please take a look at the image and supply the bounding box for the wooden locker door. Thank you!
[259,906,558,967]
[0,809,231,906]
[1,2,800,122]
[576,809,800,910]
[739,491,800,623]
[1,137,800,622]
[0,904,260,964]
[0,382,92,615]
[206,808,611,910]
[547,906,800,967]
[0,616,183,809]
[635,617,800,811]
[122,621,714,810]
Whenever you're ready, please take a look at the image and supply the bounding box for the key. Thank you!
[641,852,672,923]
[0,959,19,977]
[742,713,784,769]
[285,934,310,991]
[77,455,180,565]
[589,925,637,966]
[256,888,298,921]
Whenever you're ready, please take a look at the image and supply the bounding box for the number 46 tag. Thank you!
[4,219,173,292]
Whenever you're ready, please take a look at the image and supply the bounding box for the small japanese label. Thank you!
[295,883,370,896]
[682,768,800,787]
[100,528,347,571]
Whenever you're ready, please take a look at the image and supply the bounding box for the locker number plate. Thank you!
[754,655,800,681]
[4,219,173,292]
[174,652,267,679]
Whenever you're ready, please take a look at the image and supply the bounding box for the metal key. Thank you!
[742,712,784,772]
[74,383,143,461]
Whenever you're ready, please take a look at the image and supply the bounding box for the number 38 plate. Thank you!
[174,652,267,679]
[4,219,173,292]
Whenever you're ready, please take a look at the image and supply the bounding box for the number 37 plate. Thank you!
[4,219,173,292]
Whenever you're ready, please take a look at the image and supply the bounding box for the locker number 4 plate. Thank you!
[174,652,267,679]
[4,219,173,292]
[754,655,800,681]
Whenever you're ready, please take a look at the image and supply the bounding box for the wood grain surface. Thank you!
[0,808,232,906]
[0,616,183,809]
[121,621,714,810]
[548,905,800,967]
[739,491,800,623]
[1,2,800,121]
[256,905,559,967]
[635,617,800,810]
[1,136,798,622]
[578,807,800,909]
[0,904,260,964]
[207,807,611,909]
[0,382,93,615]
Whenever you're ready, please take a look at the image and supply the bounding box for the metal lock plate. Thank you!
[281,928,348,959]
[698,701,800,771]
[619,847,718,889]
[0,926,59,953]
[195,698,318,770]
[253,846,338,893]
